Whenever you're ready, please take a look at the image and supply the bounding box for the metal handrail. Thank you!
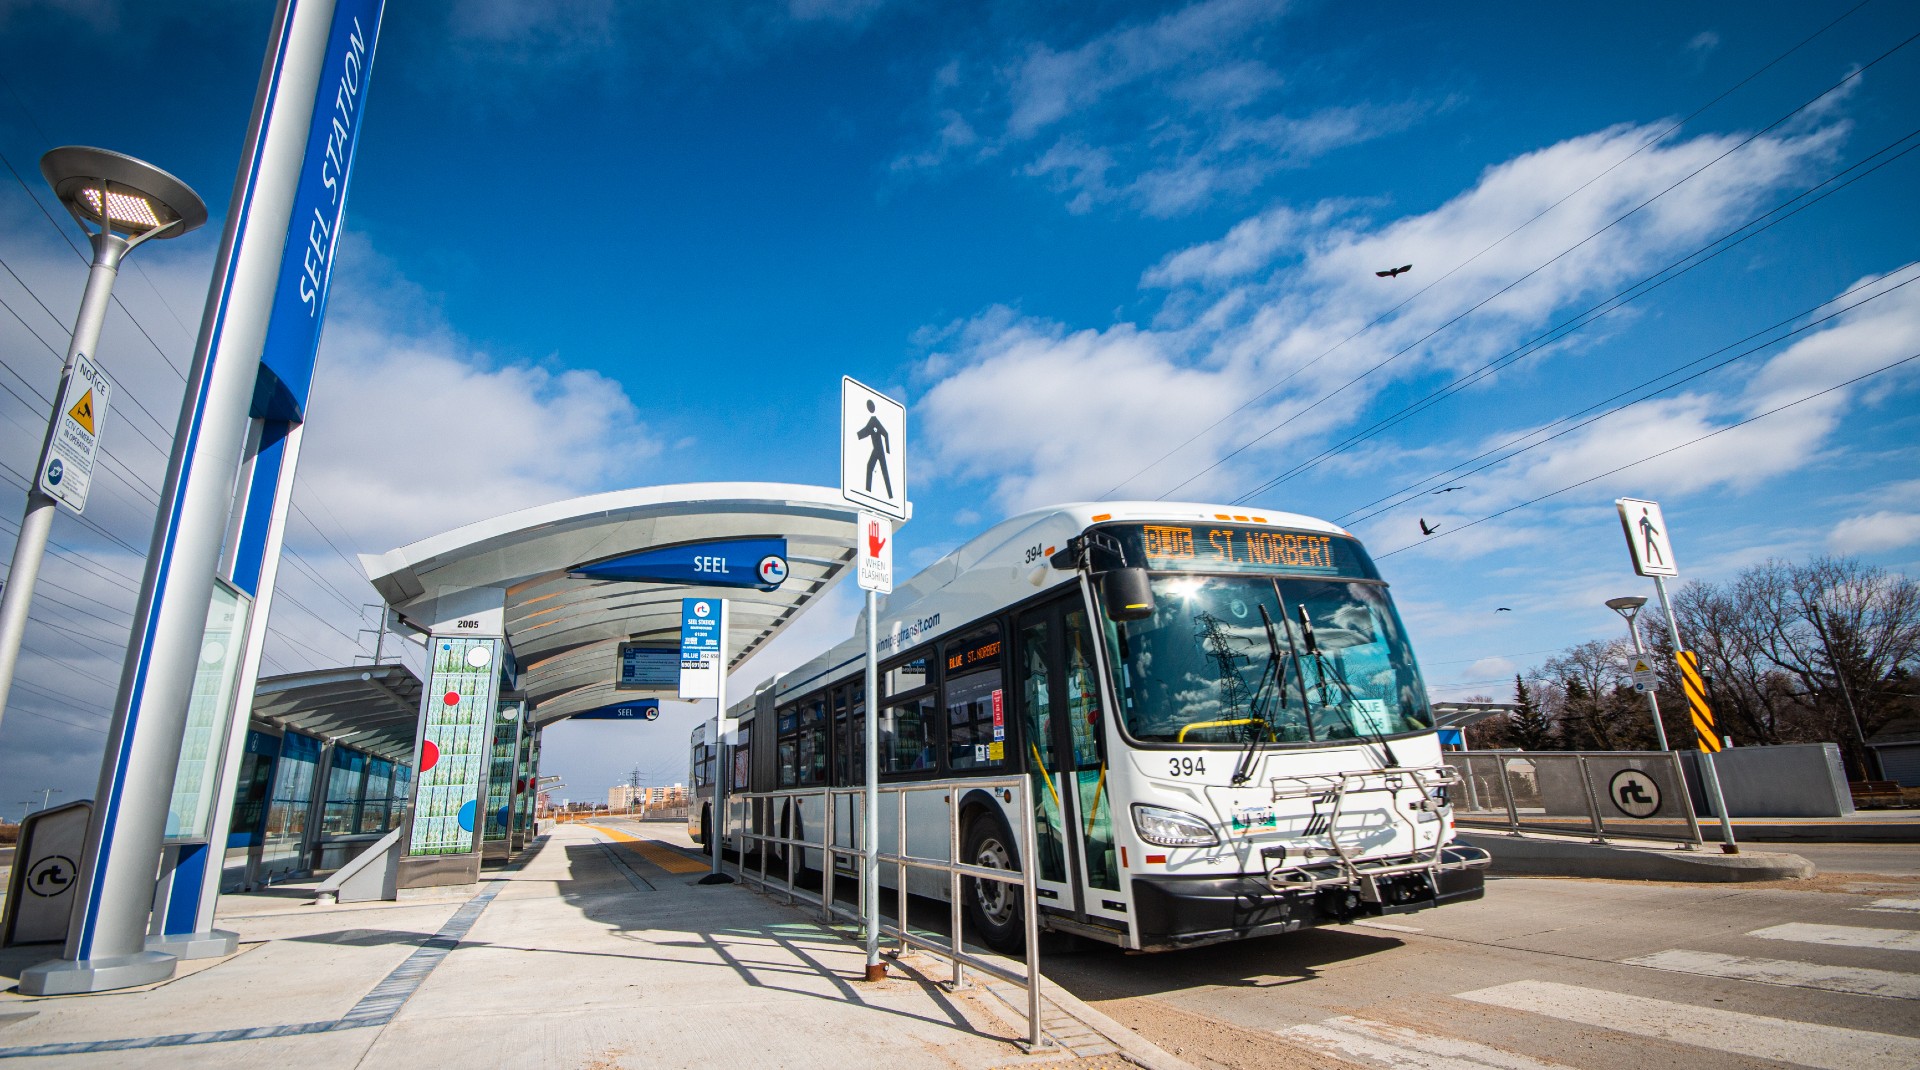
[727,777,1046,1051]
[1443,750,1704,848]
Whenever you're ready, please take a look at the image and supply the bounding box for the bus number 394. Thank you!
[1169,756,1206,777]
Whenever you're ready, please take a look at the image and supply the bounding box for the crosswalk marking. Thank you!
[1750,922,1920,952]
[1280,1015,1575,1069]
[1457,980,1920,1070]
[1623,948,1920,1000]
[1861,898,1920,914]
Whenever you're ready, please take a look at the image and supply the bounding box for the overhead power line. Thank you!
[1239,127,1920,507]
[1374,350,1920,560]
[1177,28,1920,504]
[1099,0,1889,500]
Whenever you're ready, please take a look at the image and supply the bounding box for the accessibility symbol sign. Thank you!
[1608,769,1662,818]
[841,376,907,521]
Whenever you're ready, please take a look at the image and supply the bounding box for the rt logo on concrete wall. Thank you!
[27,854,77,897]
[1608,769,1662,818]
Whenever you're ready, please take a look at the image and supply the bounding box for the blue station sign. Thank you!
[571,537,788,591]
[571,700,661,721]
[254,0,386,422]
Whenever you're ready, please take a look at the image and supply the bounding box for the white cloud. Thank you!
[895,0,1421,216]
[1831,511,1920,553]
[298,235,664,555]
[918,117,1855,515]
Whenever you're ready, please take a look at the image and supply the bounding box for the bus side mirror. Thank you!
[1102,568,1155,622]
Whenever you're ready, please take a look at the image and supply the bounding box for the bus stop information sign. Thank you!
[679,598,723,700]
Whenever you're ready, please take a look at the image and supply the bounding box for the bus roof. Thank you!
[755,500,1354,705]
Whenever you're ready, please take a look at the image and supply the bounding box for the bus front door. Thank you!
[1017,597,1126,927]
[1015,605,1078,913]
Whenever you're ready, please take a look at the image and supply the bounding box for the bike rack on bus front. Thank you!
[1261,764,1488,903]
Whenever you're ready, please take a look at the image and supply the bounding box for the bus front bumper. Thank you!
[1129,845,1488,952]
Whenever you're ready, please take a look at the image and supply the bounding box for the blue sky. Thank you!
[1,0,1917,805]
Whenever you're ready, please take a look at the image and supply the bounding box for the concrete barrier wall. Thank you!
[1681,743,1854,818]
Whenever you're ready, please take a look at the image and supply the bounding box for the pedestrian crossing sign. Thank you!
[1616,497,1679,577]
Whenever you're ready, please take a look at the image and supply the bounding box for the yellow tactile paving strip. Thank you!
[591,823,711,873]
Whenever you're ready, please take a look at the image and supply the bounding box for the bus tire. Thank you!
[962,814,1024,953]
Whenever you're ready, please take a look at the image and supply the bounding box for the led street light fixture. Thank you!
[40,146,206,240]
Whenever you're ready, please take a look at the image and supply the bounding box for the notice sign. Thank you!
[680,598,724,700]
[38,352,112,514]
[1615,498,1679,578]
[857,511,893,593]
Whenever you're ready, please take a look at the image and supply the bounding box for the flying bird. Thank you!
[1496,607,1512,612]
[1432,485,1464,494]
[1419,518,1439,536]
[1376,264,1413,278]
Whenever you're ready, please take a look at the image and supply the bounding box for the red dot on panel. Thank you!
[444,691,460,706]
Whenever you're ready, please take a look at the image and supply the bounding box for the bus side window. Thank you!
[943,625,1005,771]
[776,704,799,788]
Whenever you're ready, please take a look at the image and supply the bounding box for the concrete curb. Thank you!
[1459,831,1816,882]
[1036,976,1203,1070]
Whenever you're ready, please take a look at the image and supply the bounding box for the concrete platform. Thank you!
[0,823,1163,1068]
[1459,831,1817,882]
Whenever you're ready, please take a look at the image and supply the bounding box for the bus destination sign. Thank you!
[1112,522,1379,580]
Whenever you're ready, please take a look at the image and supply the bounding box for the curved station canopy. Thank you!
[361,483,886,726]
[252,663,423,763]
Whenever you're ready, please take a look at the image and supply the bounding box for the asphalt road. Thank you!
[1047,868,1920,1070]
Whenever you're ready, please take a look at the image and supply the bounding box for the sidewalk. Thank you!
[0,823,1162,1069]
[1460,807,1920,843]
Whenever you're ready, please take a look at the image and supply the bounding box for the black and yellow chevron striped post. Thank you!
[1675,650,1720,752]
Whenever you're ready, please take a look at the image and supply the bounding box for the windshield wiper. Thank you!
[1232,605,1290,785]
[1295,603,1400,767]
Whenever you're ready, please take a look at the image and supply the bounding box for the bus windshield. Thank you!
[1101,574,1433,746]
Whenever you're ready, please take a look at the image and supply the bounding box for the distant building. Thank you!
[606,783,689,810]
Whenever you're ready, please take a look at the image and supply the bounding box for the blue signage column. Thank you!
[21,0,386,995]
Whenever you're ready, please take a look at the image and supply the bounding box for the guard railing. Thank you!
[1443,751,1703,847]
[727,777,1045,1050]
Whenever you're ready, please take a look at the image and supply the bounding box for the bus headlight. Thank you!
[1132,804,1218,848]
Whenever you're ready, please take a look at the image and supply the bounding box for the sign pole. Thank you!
[863,587,882,981]
[711,600,730,880]
[839,377,905,983]
[1621,619,1671,752]
[0,237,125,734]
[1653,576,1738,854]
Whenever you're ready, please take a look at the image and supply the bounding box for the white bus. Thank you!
[695,501,1487,952]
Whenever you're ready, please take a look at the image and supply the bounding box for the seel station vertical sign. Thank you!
[253,0,385,422]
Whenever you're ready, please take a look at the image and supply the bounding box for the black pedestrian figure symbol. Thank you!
[1638,507,1664,566]
[857,400,892,498]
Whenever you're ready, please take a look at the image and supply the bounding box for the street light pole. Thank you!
[0,150,204,734]
[1606,596,1670,752]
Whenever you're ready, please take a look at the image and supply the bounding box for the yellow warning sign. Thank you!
[67,390,96,435]
[1676,650,1720,752]
[1631,658,1653,674]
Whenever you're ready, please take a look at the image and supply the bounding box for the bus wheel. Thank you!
[962,816,1023,953]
